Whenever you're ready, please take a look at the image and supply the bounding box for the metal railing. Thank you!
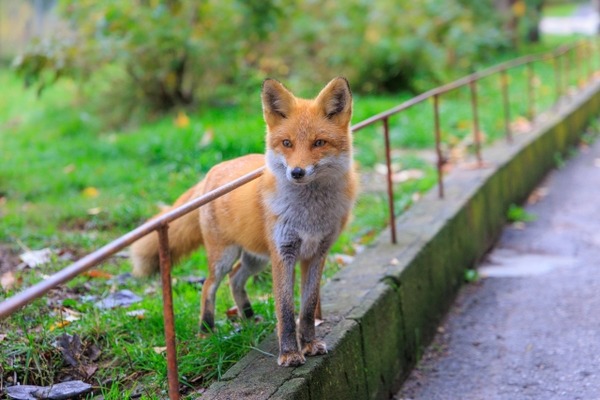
[1,39,598,399]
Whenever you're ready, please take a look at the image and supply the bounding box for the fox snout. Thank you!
[290,167,305,180]
[286,165,314,183]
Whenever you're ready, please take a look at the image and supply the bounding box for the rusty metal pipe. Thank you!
[433,94,444,199]
[501,69,512,143]
[158,225,180,400]
[0,40,591,322]
[469,80,483,166]
[0,167,265,319]
[382,118,397,244]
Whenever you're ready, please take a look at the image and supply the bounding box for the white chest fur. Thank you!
[266,178,352,261]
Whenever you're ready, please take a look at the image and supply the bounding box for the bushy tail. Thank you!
[130,182,205,277]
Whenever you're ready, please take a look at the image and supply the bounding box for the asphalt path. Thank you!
[395,138,600,400]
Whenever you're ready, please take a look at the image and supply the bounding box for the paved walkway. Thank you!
[396,137,600,400]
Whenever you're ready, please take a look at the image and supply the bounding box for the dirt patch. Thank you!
[0,244,21,274]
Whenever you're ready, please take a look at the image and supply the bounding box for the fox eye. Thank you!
[313,139,326,148]
[282,139,292,148]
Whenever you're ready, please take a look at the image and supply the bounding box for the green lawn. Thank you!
[543,1,584,17]
[0,36,590,398]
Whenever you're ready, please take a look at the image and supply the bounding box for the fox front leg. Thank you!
[299,254,328,357]
[271,240,305,367]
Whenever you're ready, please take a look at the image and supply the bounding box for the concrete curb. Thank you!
[201,81,600,399]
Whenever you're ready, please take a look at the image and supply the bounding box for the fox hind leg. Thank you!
[200,245,241,332]
[229,251,268,318]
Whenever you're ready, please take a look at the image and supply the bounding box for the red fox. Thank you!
[130,77,357,367]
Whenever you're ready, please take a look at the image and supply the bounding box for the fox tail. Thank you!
[130,182,205,277]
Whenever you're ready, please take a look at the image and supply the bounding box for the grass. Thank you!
[543,1,584,17]
[0,35,591,398]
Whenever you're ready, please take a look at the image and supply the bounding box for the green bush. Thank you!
[14,0,508,118]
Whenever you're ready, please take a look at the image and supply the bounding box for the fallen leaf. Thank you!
[392,169,424,183]
[95,289,142,309]
[199,128,214,148]
[511,116,532,134]
[7,381,92,400]
[226,306,240,319]
[19,248,54,268]
[527,186,549,205]
[374,162,402,176]
[0,334,6,342]
[333,254,354,266]
[82,187,100,198]
[512,0,526,17]
[126,309,146,319]
[49,320,71,331]
[153,346,168,354]
[1,271,18,291]
[63,164,76,174]
[174,111,190,128]
[87,207,102,215]
[83,269,113,279]
[53,307,82,322]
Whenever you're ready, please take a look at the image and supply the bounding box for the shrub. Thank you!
[14,0,508,119]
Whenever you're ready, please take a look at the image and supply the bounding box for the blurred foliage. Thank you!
[13,0,517,118]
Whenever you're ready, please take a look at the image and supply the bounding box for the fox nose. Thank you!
[291,167,306,180]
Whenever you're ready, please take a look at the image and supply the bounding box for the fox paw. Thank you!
[302,339,328,356]
[278,351,306,367]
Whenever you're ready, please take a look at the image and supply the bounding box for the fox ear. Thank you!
[315,77,352,125]
[262,79,296,125]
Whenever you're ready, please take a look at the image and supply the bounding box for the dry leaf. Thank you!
[392,169,424,183]
[84,270,113,279]
[94,290,142,309]
[174,111,190,128]
[153,346,167,354]
[20,248,54,268]
[512,0,526,17]
[226,306,240,319]
[511,116,532,134]
[126,309,146,319]
[1,271,17,291]
[333,254,354,266]
[87,207,102,215]
[50,320,71,331]
[527,186,549,205]
[199,128,214,148]
[63,164,76,174]
[82,187,100,198]
[374,162,402,175]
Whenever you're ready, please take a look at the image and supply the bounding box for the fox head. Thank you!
[261,77,353,185]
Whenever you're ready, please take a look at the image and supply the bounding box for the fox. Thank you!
[130,77,357,367]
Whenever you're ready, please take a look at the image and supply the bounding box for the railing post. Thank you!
[565,47,571,96]
[586,40,593,82]
[433,94,444,199]
[500,69,512,143]
[527,63,535,121]
[553,54,562,105]
[382,117,397,244]
[469,79,483,166]
[157,225,180,400]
